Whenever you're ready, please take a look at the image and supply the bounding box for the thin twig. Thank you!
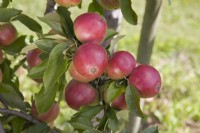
[44,0,56,15]
[0,121,5,133]
[0,108,60,133]
[0,95,8,109]
[0,108,40,124]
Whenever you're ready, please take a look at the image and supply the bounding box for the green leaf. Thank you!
[83,129,99,133]
[13,14,42,34]
[58,75,67,102]
[3,36,27,55]
[120,129,129,133]
[38,12,65,36]
[56,6,75,39]
[72,105,103,119]
[142,126,159,133]
[24,123,50,133]
[35,38,58,53]
[27,59,48,79]
[11,117,26,133]
[20,44,37,54]
[97,114,108,130]
[0,8,22,22]
[119,0,138,25]
[1,59,23,100]
[35,73,66,113]
[88,0,104,15]
[1,0,11,8]
[70,117,93,130]
[104,29,118,41]
[105,107,119,132]
[109,35,125,52]
[1,59,12,83]
[78,0,82,9]
[39,52,49,61]
[106,81,125,103]
[35,82,59,113]
[43,43,68,92]
[125,85,144,117]
[0,83,26,111]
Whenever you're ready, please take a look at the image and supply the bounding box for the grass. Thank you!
[8,0,200,132]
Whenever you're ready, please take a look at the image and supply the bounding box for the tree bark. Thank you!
[137,0,162,64]
[103,9,123,52]
[44,0,56,15]
[104,9,123,32]
[0,121,5,133]
[126,0,162,133]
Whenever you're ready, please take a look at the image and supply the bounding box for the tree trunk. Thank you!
[103,9,123,52]
[44,0,56,15]
[137,0,162,64]
[126,0,162,133]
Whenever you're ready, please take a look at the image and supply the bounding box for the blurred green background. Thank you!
[8,0,200,132]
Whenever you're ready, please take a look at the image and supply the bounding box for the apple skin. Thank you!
[0,23,17,46]
[26,49,43,82]
[111,93,127,110]
[54,0,81,7]
[73,42,108,82]
[98,0,120,10]
[0,49,3,64]
[106,51,136,80]
[65,79,98,110]
[26,49,42,69]
[129,65,161,98]
[68,63,91,82]
[31,101,60,123]
[74,13,107,43]
[0,69,2,82]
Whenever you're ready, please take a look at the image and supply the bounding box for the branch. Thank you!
[0,121,5,133]
[0,95,8,109]
[0,108,60,133]
[0,108,40,124]
[44,0,56,15]
[126,0,163,133]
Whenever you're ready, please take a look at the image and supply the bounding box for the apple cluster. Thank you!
[65,12,162,111]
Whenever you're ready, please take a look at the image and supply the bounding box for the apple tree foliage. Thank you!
[0,0,160,132]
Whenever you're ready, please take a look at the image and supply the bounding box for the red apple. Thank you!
[111,93,127,110]
[68,63,91,82]
[65,79,98,110]
[98,0,120,10]
[0,69,2,82]
[106,51,136,80]
[0,23,17,46]
[54,0,81,7]
[129,65,161,98]
[26,49,42,69]
[31,101,60,123]
[26,49,43,82]
[0,49,3,64]
[73,42,108,82]
[74,13,107,43]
